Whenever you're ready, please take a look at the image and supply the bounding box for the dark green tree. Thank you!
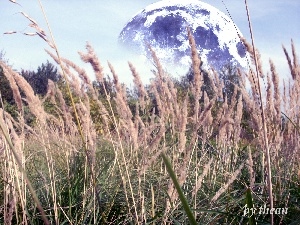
[0,50,20,119]
[0,66,15,105]
[21,61,61,96]
[0,50,15,105]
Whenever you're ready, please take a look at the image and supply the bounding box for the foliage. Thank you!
[0,68,14,104]
[21,61,61,96]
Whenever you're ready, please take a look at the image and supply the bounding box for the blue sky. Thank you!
[1,0,299,85]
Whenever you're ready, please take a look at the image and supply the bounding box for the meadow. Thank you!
[0,1,300,224]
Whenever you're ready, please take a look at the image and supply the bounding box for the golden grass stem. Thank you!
[0,117,50,225]
[36,0,85,144]
[103,66,140,223]
[36,0,102,215]
[244,1,274,224]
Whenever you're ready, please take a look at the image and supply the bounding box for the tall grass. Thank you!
[1,0,300,224]
[244,0,273,223]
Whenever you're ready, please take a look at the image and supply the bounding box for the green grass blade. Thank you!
[245,187,256,225]
[161,152,197,225]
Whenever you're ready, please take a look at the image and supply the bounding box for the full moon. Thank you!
[119,0,248,73]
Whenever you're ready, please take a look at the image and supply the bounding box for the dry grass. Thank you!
[0,1,300,224]
[1,37,299,223]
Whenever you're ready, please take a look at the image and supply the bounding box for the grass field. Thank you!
[0,1,299,224]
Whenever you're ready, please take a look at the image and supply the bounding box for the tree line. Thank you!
[0,51,242,129]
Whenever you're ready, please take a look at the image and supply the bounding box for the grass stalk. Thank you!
[36,0,102,216]
[244,1,274,224]
[245,188,256,225]
[36,0,85,145]
[161,152,197,225]
[0,117,50,225]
